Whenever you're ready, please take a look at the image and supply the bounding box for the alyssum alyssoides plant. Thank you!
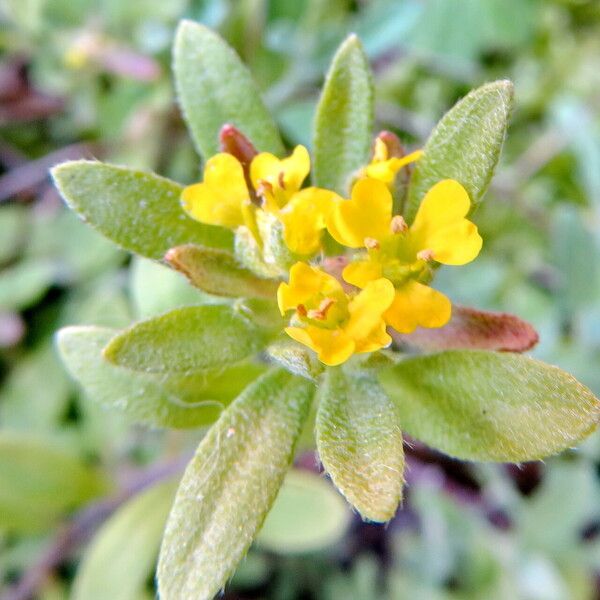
[53,21,600,600]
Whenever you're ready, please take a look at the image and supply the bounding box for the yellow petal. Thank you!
[250,145,310,208]
[277,262,342,314]
[384,280,451,334]
[409,179,482,265]
[343,259,383,288]
[365,149,423,185]
[326,178,393,248]
[181,153,248,228]
[372,137,388,162]
[345,278,395,342]
[278,187,339,255]
[354,320,391,354]
[285,326,355,366]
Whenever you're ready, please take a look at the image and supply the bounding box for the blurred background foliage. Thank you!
[1,0,600,598]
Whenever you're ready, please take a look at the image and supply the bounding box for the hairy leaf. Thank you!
[174,20,283,158]
[103,305,265,373]
[406,80,513,221]
[57,326,264,428]
[52,161,232,260]
[317,369,404,522]
[313,34,374,195]
[165,244,279,299]
[380,350,600,462]
[157,368,313,599]
[266,339,324,381]
[397,305,539,352]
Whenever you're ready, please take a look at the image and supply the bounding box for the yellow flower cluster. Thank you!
[181,136,482,366]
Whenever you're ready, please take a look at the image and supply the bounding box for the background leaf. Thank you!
[129,257,216,320]
[57,326,264,429]
[72,479,177,600]
[379,350,600,462]
[157,368,313,600]
[0,432,107,533]
[313,34,374,195]
[173,20,283,158]
[52,161,232,260]
[257,469,351,554]
[316,369,404,522]
[406,80,513,222]
[103,305,265,373]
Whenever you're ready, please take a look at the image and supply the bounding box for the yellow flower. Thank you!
[327,178,482,333]
[181,146,336,256]
[250,145,310,211]
[278,262,395,366]
[363,137,423,186]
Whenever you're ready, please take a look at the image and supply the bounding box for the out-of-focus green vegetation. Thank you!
[1,1,600,598]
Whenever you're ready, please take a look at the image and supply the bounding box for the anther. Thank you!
[364,237,380,250]
[307,298,335,320]
[278,171,286,189]
[296,304,308,317]
[417,249,435,262]
[390,215,408,234]
[256,179,273,197]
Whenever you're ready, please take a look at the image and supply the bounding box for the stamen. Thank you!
[256,179,273,197]
[390,215,408,234]
[417,248,435,262]
[278,171,286,189]
[364,237,380,250]
[296,304,308,317]
[307,297,335,320]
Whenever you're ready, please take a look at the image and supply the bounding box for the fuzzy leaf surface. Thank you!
[103,305,265,373]
[317,369,404,522]
[157,368,313,600]
[165,244,279,299]
[313,34,373,195]
[406,80,513,221]
[57,326,263,429]
[397,305,539,352]
[380,350,600,462]
[52,161,232,260]
[174,20,283,158]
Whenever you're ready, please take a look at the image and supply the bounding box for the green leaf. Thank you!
[0,432,106,533]
[257,469,350,554]
[51,161,232,260]
[313,34,374,195]
[173,20,283,158]
[57,326,264,429]
[103,305,265,373]
[72,480,177,600]
[266,339,324,381]
[157,368,313,599]
[165,244,280,299]
[379,350,600,462]
[316,369,404,522]
[406,80,513,222]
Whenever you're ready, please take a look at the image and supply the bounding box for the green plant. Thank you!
[50,20,600,600]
